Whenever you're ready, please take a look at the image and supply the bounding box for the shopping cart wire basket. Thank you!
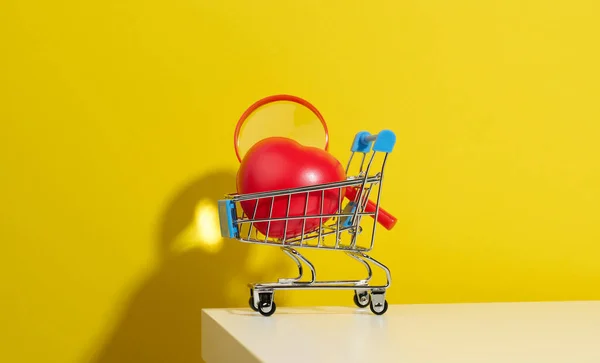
[218,130,397,316]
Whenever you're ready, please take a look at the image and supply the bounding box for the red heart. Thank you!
[236,137,346,240]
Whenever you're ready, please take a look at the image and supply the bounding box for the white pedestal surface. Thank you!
[201,301,600,363]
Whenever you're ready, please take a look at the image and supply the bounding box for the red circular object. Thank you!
[233,94,330,163]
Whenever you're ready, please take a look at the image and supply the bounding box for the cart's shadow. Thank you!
[89,170,287,363]
[223,306,372,316]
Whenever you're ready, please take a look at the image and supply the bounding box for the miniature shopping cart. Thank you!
[218,130,396,316]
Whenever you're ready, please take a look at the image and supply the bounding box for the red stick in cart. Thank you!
[344,187,397,230]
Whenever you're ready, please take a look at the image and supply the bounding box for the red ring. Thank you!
[233,94,330,162]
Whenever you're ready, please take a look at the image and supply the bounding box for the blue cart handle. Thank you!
[351,130,396,153]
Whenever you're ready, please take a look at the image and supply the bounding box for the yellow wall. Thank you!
[2,0,599,362]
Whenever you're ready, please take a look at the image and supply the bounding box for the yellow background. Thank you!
[1,0,599,362]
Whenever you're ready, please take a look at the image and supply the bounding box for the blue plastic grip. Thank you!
[218,199,239,239]
[350,131,373,153]
[372,130,396,153]
[350,130,396,153]
[342,201,358,228]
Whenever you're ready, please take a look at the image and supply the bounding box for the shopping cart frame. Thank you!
[218,130,396,316]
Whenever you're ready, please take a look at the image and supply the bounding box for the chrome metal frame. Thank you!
[219,130,396,316]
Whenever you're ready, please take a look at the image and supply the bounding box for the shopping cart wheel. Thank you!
[249,289,259,311]
[353,291,371,308]
[249,297,258,312]
[258,301,276,317]
[370,291,388,315]
[370,300,388,315]
[257,292,277,317]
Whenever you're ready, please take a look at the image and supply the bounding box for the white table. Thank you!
[201,301,600,363]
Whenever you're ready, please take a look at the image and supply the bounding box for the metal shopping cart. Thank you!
[218,130,397,316]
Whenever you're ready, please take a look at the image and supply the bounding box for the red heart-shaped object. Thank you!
[236,137,346,240]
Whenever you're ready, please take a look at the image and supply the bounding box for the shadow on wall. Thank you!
[89,170,286,363]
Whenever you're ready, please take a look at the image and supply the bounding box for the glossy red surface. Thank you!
[236,137,346,239]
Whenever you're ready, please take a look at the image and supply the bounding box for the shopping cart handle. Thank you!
[351,130,396,153]
[344,187,397,230]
